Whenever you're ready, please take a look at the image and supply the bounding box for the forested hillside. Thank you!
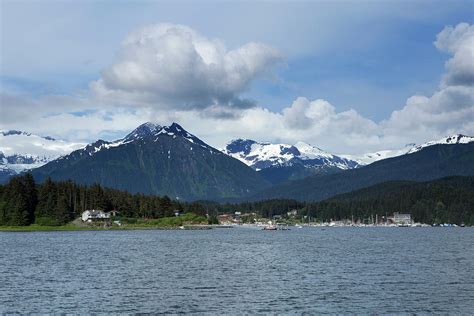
[303,177,474,224]
[251,143,474,201]
[30,123,270,201]
[1,174,473,226]
[0,174,206,226]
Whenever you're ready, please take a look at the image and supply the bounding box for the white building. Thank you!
[392,212,412,225]
[81,210,111,222]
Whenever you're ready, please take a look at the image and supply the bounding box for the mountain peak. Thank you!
[124,122,194,142]
[169,122,184,130]
[225,139,257,155]
[0,130,31,137]
[444,134,473,144]
[82,122,217,158]
[124,122,162,141]
[162,122,188,136]
[406,134,474,154]
[294,141,325,155]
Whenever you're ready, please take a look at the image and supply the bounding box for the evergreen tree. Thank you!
[55,191,71,225]
[35,177,57,220]
[2,174,36,225]
[161,196,173,217]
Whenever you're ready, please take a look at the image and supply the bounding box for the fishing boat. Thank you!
[262,225,277,230]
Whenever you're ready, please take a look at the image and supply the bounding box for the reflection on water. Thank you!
[1,228,473,314]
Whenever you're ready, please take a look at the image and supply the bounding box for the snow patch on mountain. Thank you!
[347,134,474,165]
[343,147,413,165]
[123,122,212,150]
[70,122,219,159]
[223,139,360,171]
[407,134,474,154]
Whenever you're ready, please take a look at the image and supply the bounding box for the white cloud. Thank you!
[1,23,473,156]
[91,23,282,111]
[153,23,474,153]
[435,22,474,87]
[381,23,474,144]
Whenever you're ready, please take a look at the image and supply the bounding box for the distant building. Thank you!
[392,212,412,225]
[287,209,298,217]
[234,211,241,224]
[81,210,111,222]
[217,214,234,225]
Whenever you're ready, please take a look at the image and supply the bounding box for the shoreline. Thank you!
[0,224,233,232]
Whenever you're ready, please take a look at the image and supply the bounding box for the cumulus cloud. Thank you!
[1,23,473,155]
[185,23,474,153]
[281,97,378,136]
[435,23,474,87]
[382,23,474,143]
[91,23,282,111]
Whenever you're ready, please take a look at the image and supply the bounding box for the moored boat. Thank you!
[263,225,277,230]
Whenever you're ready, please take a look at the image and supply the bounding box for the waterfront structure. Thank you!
[392,212,412,225]
[81,210,111,222]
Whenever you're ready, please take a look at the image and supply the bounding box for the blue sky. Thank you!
[1,0,473,154]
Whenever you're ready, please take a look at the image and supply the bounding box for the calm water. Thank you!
[1,227,473,314]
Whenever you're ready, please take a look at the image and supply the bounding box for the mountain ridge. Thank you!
[0,130,84,176]
[30,122,270,201]
[223,138,360,184]
[248,142,474,202]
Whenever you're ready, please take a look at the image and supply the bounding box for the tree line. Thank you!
[0,174,206,226]
[303,178,474,225]
[195,178,474,225]
[1,174,473,226]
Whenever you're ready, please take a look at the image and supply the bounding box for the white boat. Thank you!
[262,225,277,231]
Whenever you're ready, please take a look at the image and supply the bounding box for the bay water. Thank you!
[1,227,473,314]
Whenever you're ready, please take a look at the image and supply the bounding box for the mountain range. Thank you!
[250,140,474,201]
[1,122,473,202]
[0,130,83,182]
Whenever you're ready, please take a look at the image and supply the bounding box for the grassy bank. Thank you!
[0,224,98,232]
[0,213,208,232]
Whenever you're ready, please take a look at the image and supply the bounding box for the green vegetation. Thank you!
[30,130,270,201]
[0,223,96,231]
[0,213,207,231]
[1,174,473,229]
[252,143,474,201]
[121,213,207,227]
[303,176,474,225]
[0,174,207,228]
[202,177,474,225]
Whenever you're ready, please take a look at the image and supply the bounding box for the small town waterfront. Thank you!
[1,227,473,314]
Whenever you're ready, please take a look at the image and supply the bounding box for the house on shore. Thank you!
[81,210,111,222]
[391,212,412,225]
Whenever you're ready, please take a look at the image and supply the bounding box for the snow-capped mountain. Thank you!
[0,130,84,175]
[31,122,269,201]
[406,134,474,154]
[347,134,474,165]
[62,122,218,161]
[223,139,360,171]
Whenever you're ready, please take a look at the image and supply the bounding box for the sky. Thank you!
[0,0,473,155]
